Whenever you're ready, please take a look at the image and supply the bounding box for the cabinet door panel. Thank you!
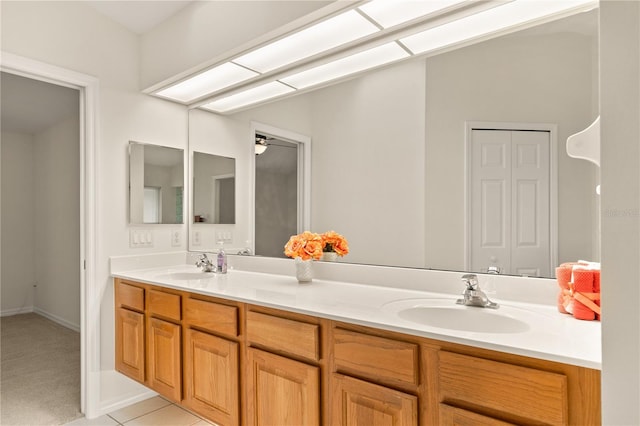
[439,404,515,426]
[115,308,145,382]
[184,329,239,425]
[247,348,320,426]
[148,318,181,401]
[332,374,417,426]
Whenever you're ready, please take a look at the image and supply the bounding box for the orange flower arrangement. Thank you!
[284,231,324,261]
[321,231,349,257]
[284,230,350,260]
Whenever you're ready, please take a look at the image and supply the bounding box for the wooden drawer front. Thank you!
[438,351,568,425]
[331,374,418,426]
[117,282,144,311]
[148,289,181,321]
[439,404,515,426]
[333,328,419,387]
[184,298,238,337]
[246,311,320,361]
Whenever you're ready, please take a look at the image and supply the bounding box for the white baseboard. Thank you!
[34,307,80,332]
[1,306,34,316]
[88,370,157,419]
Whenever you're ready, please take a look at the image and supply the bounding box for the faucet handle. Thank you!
[461,274,479,290]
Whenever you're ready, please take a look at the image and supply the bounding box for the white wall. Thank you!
[1,1,189,414]
[425,31,598,270]
[32,116,80,329]
[600,1,640,424]
[1,131,36,315]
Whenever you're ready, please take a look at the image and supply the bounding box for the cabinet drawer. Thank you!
[246,311,320,361]
[117,282,144,311]
[148,289,181,321]
[184,298,238,337]
[438,351,568,425]
[333,328,419,387]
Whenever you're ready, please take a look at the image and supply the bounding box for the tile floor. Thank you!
[65,396,215,426]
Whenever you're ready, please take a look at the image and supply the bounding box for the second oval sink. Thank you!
[383,298,531,334]
[155,271,216,281]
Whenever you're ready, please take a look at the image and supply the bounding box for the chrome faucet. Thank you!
[195,253,216,272]
[456,274,499,309]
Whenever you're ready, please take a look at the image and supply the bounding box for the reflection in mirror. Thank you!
[187,9,599,278]
[255,135,298,257]
[193,152,236,224]
[129,142,184,224]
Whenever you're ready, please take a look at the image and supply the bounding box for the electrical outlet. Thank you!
[171,229,181,247]
[192,231,201,246]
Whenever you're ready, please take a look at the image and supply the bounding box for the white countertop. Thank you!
[111,259,601,370]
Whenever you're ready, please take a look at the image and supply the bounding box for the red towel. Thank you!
[593,270,601,320]
[555,265,573,314]
[572,269,596,321]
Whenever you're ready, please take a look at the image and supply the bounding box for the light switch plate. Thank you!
[130,229,154,248]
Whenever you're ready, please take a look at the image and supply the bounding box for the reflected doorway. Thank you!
[251,123,311,258]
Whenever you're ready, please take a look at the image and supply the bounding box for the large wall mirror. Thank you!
[187,8,600,278]
[193,152,236,224]
[129,141,184,224]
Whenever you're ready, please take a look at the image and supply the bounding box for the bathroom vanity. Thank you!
[112,259,600,426]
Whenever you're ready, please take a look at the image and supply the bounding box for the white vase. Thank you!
[321,252,338,262]
[295,257,313,283]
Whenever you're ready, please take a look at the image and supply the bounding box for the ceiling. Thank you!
[1,72,79,134]
[85,1,194,34]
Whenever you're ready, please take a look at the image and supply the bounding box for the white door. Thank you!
[470,129,551,276]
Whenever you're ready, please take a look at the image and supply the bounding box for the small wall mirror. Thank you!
[193,152,236,224]
[129,141,184,224]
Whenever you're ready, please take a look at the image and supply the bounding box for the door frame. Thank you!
[464,121,558,274]
[249,121,311,254]
[1,51,99,416]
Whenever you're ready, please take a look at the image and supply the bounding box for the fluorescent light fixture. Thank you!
[155,62,258,103]
[401,0,597,55]
[359,0,468,29]
[233,10,379,73]
[201,81,295,113]
[280,42,409,90]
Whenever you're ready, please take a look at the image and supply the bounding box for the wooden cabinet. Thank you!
[182,296,241,425]
[114,278,601,426]
[115,307,145,382]
[115,281,145,383]
[331,373,418,426]
[331,326,420,426]
[246,348,320,426]
[183,329,239,425]
[245,308,323,426]
[437,350,568,425]
[147,317,181,401]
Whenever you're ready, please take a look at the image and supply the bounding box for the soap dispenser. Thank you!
[216,240,227,274]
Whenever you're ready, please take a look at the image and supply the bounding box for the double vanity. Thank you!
[111,254,601,425]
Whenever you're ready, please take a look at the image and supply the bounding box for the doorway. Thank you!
[1,71,82,423]
[1,52,98,418]
[465,122,558,277]
[250,122,310,258]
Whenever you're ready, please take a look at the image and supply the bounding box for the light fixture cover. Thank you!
[233,10,379,73]
[401,0,597,55]
[201,81,295,113]
[155,62,258,103]
[359,0,467,29]
[280,42,409,90]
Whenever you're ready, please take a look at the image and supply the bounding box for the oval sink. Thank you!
[155,271,216,281]
[383,298,531,334]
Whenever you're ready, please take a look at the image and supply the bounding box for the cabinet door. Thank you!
[148,317,181,401]
[115,308,145,383]
[331,374,417,426]
[439,404,515,426]
[246,348,320,426]
[184,329,239,425]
